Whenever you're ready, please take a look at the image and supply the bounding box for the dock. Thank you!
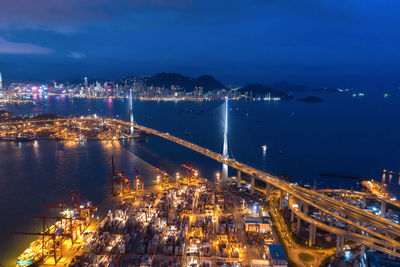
[15,165,284,267]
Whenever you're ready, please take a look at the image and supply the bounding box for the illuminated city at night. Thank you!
[1,1,400,267]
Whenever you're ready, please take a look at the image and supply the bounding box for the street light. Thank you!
[176,172,180,186]
[216,172,220,183]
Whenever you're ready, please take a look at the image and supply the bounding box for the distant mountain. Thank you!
[144,72,226,92]
[195,75,226,91]
[239,84,293,100]
[271,81,310,92]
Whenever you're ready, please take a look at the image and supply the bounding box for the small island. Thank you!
[297,96,323,103]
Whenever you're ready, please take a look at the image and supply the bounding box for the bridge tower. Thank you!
[382,169,387,183]
[129,88,134,137]
[222,97,229,180]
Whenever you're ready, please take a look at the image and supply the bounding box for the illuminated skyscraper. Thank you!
[0,72,3,90]
[95,81,100,93]
[84,77,88,88]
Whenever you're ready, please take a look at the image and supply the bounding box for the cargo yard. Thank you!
[0,117,147,142]
[14,164,285,267]
[69,166,284,266]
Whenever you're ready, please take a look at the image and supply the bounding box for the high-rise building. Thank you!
[95,81,100,93]
[84,77,88,88]
[0,72,3,90]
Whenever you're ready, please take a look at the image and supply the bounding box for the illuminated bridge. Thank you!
[2,117,400,258]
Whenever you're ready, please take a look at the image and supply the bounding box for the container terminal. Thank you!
[0,116,149,142]
[14,161,285,267]
[12,159,400,267]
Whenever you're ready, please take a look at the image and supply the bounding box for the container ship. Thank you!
[15,197,96,267]
[16,240,42,266]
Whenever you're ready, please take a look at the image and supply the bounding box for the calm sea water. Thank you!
[1,92,400,265]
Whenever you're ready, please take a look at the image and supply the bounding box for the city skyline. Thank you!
[0,1,400,89]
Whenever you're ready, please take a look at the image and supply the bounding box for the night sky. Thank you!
[0,0,399,89]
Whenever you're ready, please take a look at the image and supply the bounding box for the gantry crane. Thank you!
[133,167,144,193]
[182,162,198,184]
[110,156,132,196]
[155,168,169,189]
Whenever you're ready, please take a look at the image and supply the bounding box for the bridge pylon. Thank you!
[222,97,229,180]
[129,88,134,137]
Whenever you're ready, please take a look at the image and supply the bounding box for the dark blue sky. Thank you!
[0,0,399,88]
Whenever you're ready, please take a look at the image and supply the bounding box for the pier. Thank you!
[15,165,284,266]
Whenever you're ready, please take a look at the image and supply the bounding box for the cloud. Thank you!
[68,51,86,59]
[0,37,53,54]
[0,0,186,33]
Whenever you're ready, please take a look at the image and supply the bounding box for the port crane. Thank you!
[182,162,198,184]
[155,167,169,189]
[110,156,132,196]
[132,167,144,193]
